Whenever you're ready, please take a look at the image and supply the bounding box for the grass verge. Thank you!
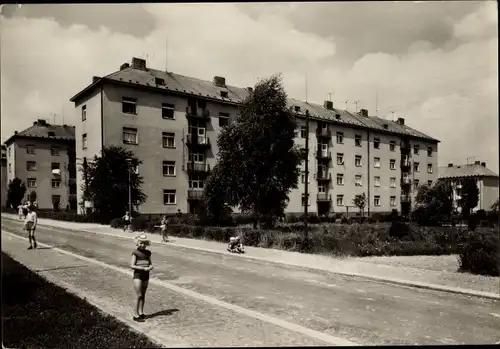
[1,252,161,349]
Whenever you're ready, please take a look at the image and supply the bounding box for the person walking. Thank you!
[123,211,132,233]
[130,234,153,322]
[160,215,169,242]
[25,205,38,250]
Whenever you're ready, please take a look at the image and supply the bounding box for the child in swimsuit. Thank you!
[130,234,153,322]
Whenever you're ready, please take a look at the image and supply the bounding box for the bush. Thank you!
[389,221,411,239]
[458,228,499,276]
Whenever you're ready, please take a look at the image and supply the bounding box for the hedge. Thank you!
[458,228,499,276]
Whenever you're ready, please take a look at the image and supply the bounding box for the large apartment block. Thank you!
[4,120,77,210]
[70,57,439,216]
[1,145,7,207]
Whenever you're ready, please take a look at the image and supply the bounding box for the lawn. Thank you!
[1,252,161,349]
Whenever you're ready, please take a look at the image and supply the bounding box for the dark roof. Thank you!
[4,121,75,146]
[70,58,439,142]
[438,164,499,179]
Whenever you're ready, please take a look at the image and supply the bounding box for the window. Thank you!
[374,176,381,187]
[300,126,307,138]
[219,112,229,127]
[390,177,396,188]
[373,138,380,149]
[48,131,55,137]
[390,196,396,207]
[52,179,61,188]
[82,105,87,121]
[336,194,344,206]
[162,161,175,176]
[122,97,137,114]
[413,144,420,155]
[336,153,344,165]
[374,196,381,207]
[189,152,205,163]
[26,145,35,154]
[427,164,433,173]
[220,90,229,98]
[162,103,175,119]
[162,132,175,148]
[374,157,381,168]
[163,189,176,205]
[318,185,326,193]
[337,173,344,185]
[389,159,396,170]
[336,132,344,144]
[8,147,10,156]
[301,193,309,207]
[428,180,433,186]
[52,195,61,209]
[355,155,362,167]
[355,134,362,146]
[294,106,301,112]
[51,163,60,171]
[189,174,204,189]
[82,134,87,149]
[389,141,396,151]
[51,146,60,156]
[27,161,36,171]
[8,163,11,173]
[355,175,362,187]
[123,127,138,145]
[155,77,165,86]
[413,162,420,172]
[427,147,433,157]
[301,172,310,184]
[27,178,37,188]
[414,179,420,189]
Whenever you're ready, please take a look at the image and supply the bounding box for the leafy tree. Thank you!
[353,193,367,217]
[413,180,453,225]
[459,178,479,218]
[6,178,26,209]
[201,165,233,225]
[28,190,37,203]
[205,74,302,227]
[491,197,500,215]
[83,146,147,223]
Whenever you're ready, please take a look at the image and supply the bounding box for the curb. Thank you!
[3,215,499,301]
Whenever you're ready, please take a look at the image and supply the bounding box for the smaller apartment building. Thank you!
[4,120,76,210]
[1,145,7,207]
[70,57,439,216]
[438,161,499,213]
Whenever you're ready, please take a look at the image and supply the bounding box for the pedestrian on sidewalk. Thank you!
[123,211,132,233]
[24,205,38,250]
[160,215,169,242]
[130,234,153,322]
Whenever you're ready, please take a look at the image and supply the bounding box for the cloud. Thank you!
[0,3,498,172]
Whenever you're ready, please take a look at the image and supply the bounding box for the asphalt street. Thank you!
[2,219,499,346]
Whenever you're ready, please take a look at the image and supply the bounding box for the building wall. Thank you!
[10,138,72,209]
[409,139,439,203]
[6,143,16,184]
[75,88,102,214]
[1,159,7,207]
[480,176,499,211]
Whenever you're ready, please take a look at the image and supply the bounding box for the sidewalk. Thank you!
[2,213,498,299]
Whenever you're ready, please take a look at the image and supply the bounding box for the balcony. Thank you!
[186,106,210,120]
[186,134,211,148]
[401,177,411,186]
[316,172,332,182]
[316,128,332,139]
[316,193,332,202]
[401,159,411,171]
[187,162,210,173]
[187,189,204,200]
[401,194,410,202]
[68,178,77,185]
[316,150,332,160]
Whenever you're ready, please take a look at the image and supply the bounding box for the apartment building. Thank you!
[4,120,77,210]
[1,145,7,207]
[70,57,439,216]
[438,161,499,213]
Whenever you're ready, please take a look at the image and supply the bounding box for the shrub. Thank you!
[458,228,499,276]
[389,221,411,239]
[110,218,124,229]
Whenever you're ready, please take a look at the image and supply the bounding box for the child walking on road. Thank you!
[130,234,153,322]
[160,215,169,242]
[25,205,38,250]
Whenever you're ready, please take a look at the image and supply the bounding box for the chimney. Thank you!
[481,162,486,167]
[247,87,253,93]
[131,57,146,70]
[323,100,333,110]
[37,119,47,126]
[383,123,388,129]
[120,63,130,70]
[213,76,226,87]
[396,117,405,125]
[474,160,480,165]
[92,76,100,83]
[359,108,368,116]
[14,131,18,135]
[448,163,453,167]
[33,121,38,126]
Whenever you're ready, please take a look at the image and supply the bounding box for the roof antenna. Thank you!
[375,91,379,117]
[165,35,168,73]
[305,72,308,103]
[353,100,360,113]
[345,100,348,111]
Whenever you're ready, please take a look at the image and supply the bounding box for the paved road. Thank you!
[2,219,499,346]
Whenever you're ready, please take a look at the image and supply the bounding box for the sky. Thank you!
[1,2,498,172]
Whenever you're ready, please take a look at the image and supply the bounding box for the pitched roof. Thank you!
[4,121,75,146]
[70,58,439,142]
[438,163,499,179]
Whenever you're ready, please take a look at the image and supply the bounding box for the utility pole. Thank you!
[304,109,310,246]
[375,92,379,117]
[353,100,360,113]
[344,100,348,111]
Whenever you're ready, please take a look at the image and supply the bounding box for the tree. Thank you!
[201,165,233,225]
[413,180,453,225]
[459,178,479,218]
[28,190,37,203]
[353,193,367,217]
[205,74,302,227]
[491,197,500,215]
[84,146,147,223]
[6,178,26,209]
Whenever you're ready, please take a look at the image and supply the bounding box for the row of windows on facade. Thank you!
[24,162,63,172]
[16,145,62,156]
[314,153,434,172]
[301,128,434,156]
[302,194,399,208]
[81,98,231,126]
[26,178,63,189]
[301,172,433,189]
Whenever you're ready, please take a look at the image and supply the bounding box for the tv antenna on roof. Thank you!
[353,100,360,113]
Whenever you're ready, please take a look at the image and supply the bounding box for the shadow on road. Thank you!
[35,247,53,250]
[144,308,179,319]
[36,265,87,273]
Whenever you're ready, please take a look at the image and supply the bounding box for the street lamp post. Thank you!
[126,158,133,216]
